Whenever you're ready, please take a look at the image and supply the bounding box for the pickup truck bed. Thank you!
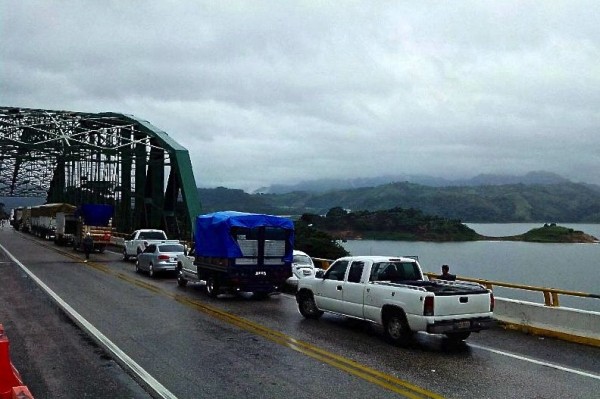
[375,280,490,295]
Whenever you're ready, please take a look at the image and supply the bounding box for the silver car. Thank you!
[136,243,185,277]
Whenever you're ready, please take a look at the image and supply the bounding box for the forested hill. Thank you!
[198,181,600,223]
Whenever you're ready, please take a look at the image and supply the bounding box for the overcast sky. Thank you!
[2,1,599,191]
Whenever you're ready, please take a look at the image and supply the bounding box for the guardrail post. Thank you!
[551,292,560,307]
[543,291,552,306]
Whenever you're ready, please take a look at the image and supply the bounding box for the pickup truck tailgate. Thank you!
[434,293,490,316]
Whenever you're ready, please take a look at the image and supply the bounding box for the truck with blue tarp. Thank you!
[176,211,294,298]
[72,204,114,253]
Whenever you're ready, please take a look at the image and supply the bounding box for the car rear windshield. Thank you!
[159,244,184,252]
[140,232,167,240]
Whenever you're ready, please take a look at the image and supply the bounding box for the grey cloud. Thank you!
[2,1,599,191]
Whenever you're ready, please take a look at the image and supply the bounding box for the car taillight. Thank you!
[158,255,169,260]
[424,296,434,316]
[490,292,495,312]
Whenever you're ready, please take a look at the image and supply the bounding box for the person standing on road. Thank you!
[438,264,456,281]
[83,232,94,262]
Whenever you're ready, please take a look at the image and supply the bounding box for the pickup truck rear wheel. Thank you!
[383,312,413,345]
[205,276,219,298]
[298,293,323,319]
[445,332,471,342]
[122,249,129,261]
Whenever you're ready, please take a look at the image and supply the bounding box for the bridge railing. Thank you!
[422,272,600,307]
[311,257,598,308]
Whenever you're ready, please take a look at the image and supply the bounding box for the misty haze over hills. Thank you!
[255,171,578,194]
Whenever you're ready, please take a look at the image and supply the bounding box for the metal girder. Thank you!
[0,106,202,240]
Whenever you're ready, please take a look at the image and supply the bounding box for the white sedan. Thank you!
[286,250,317,290]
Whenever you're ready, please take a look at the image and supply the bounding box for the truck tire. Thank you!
[297,292,323,319]
[383,310,413,345]
[123,249,129,261]
[444,332,471,342]
[205,276,220,298]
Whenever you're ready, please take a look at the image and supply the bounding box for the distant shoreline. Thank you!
[326,224,600,244]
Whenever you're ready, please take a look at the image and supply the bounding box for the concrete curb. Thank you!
[494,297,600,347]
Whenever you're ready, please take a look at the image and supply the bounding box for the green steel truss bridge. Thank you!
[0,106,202,240]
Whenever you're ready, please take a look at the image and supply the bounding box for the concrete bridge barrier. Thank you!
[494,297,600,347]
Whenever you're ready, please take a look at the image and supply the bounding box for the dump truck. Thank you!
[176,211,294,298]
[55,210,80,246]
[72,204,114,253]
[30,203,77,240]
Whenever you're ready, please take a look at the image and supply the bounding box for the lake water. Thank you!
[340,223,600,312]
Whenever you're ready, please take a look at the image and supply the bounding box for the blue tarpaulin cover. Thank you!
[195,211,294,260]
[77,204,114,226]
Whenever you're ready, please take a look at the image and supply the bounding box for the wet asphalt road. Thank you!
[0,227,599,399]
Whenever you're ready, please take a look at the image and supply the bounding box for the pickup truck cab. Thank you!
[122,229,179,261]
[296,256,494,343]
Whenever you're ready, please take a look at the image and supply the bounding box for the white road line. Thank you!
[469,343,600,380]
[0,243,179,399]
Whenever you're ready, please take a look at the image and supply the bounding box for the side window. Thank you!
[347,261,364,283]
[370,263,385,282]
[324,260,349,281]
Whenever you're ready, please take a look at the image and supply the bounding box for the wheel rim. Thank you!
[149,264,154,277]
[302,297,316,315]
[387,317,403,339]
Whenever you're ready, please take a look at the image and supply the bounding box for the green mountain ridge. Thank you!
[198,181,600,223]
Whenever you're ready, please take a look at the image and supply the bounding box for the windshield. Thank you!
[158,244,184,253]
[293,254,313,266]
[140,231,167,240]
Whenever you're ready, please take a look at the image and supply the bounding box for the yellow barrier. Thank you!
[423,272,600,307]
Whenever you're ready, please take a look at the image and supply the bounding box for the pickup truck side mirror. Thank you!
[315,269,325,278]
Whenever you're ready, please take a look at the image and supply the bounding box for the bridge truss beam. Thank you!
[0,106,202,240]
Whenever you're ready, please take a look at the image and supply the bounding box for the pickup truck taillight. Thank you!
[423,296,434,316]
[490,292,495,312]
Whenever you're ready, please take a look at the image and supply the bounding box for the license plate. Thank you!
[456,320,470,329]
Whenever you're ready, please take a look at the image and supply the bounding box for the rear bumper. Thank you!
[427,317,496,334]
[155,262,178,271]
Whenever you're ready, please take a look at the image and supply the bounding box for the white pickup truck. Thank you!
[122,229,179,261]
[296,256,494,343]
